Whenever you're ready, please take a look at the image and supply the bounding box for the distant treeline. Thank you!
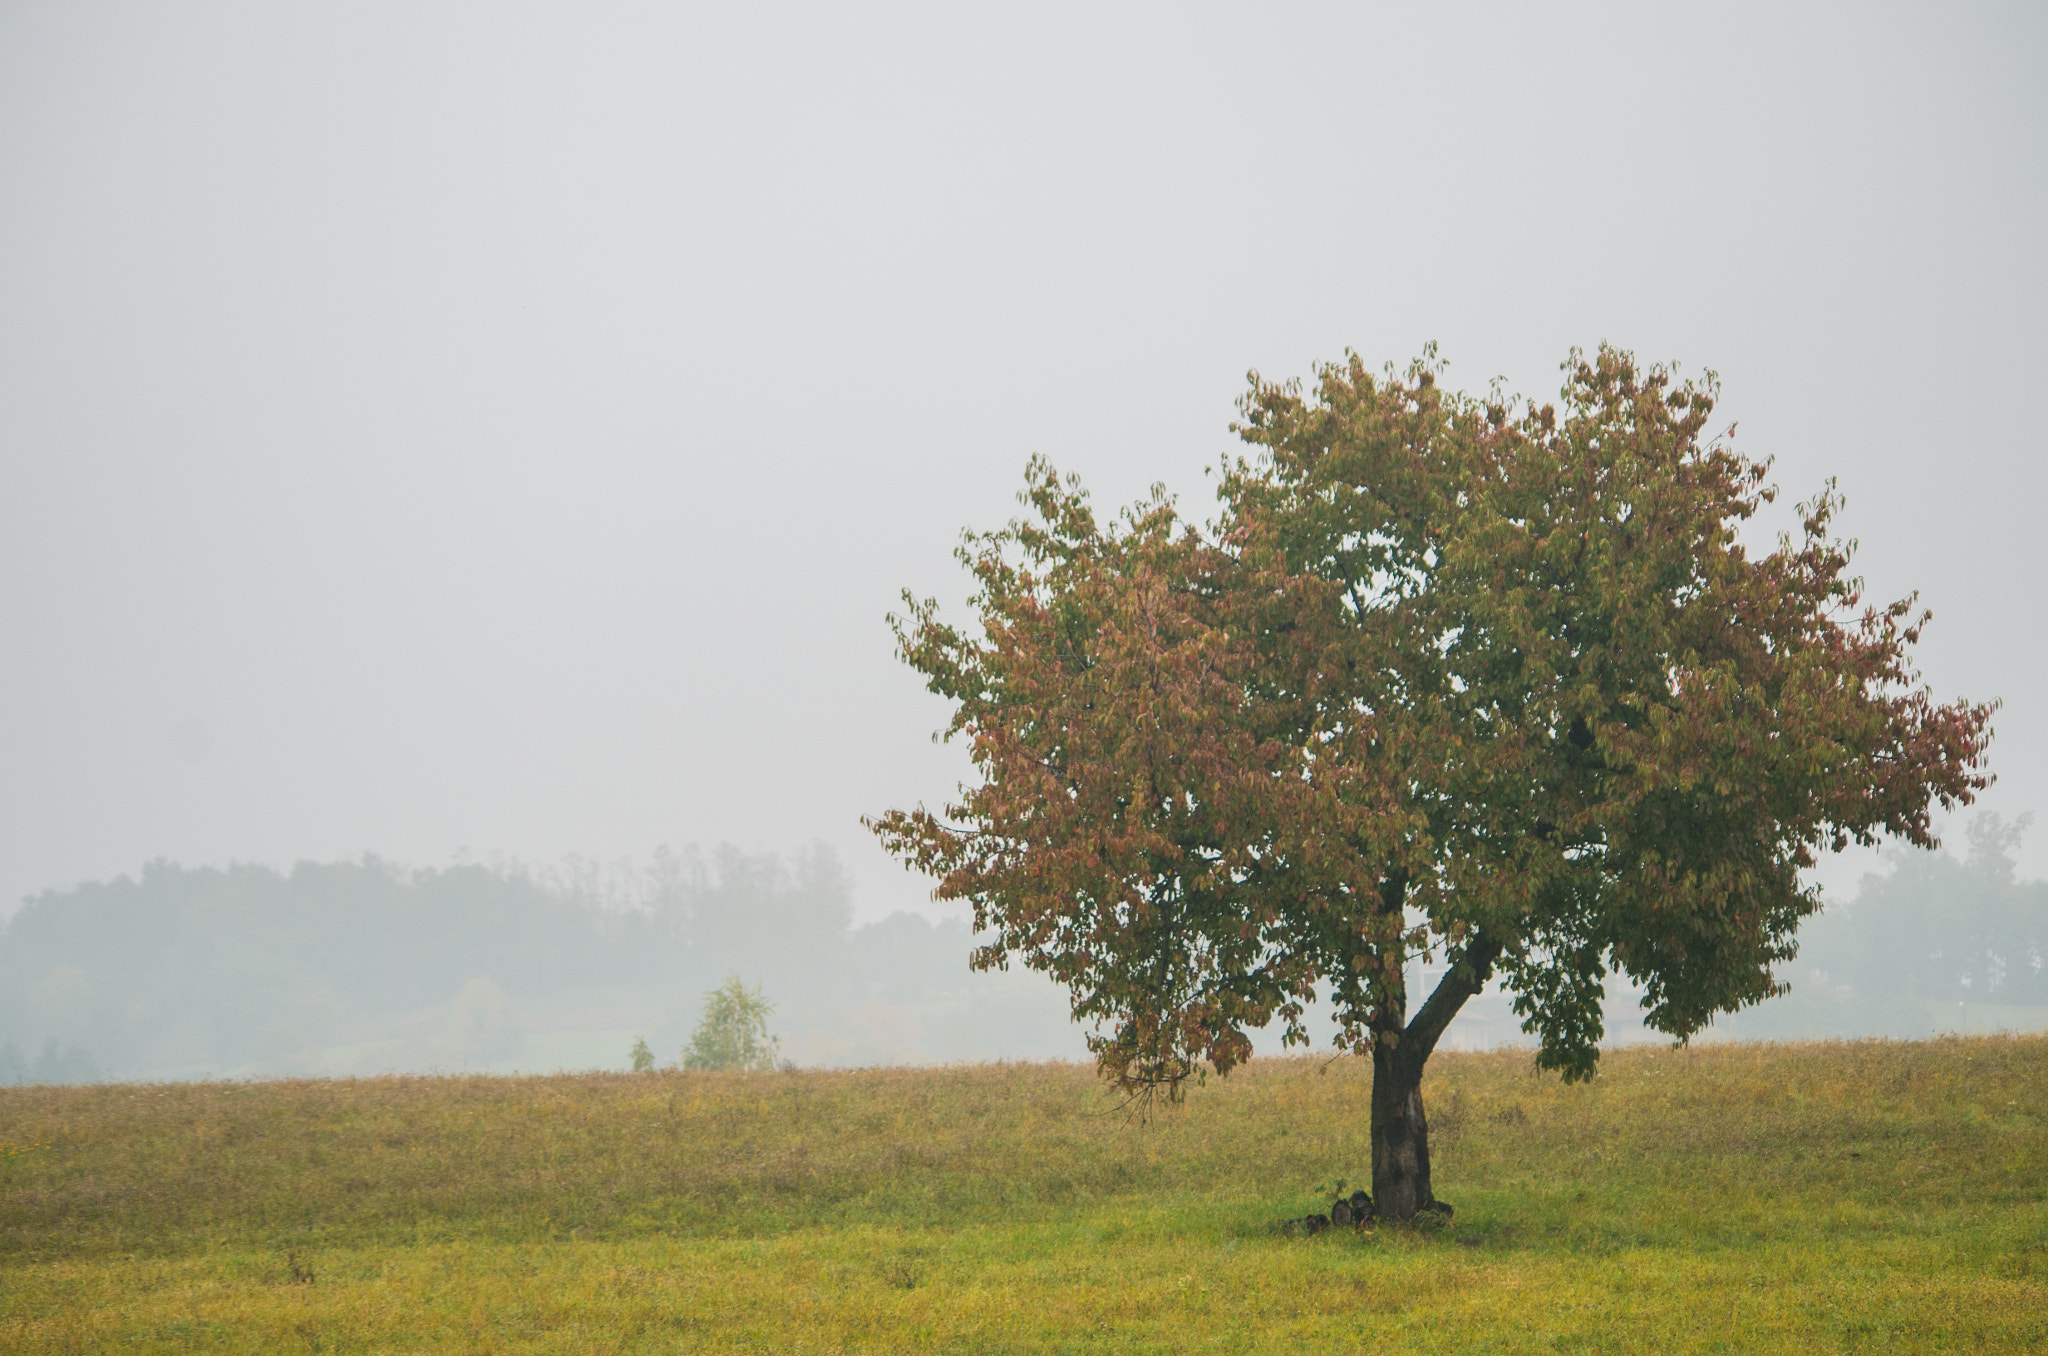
[2,820,2043,1084]
[1720,813,2048,1040]
[0,843,1082,1083]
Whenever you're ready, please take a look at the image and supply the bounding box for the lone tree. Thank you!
[682,973,781,1072]
[869,347,1994,1220]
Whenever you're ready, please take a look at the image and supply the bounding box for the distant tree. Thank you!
[1747,811,2048,1038]
[871,346,1995,1219]
[1965,810,2033,887]
[629,1036,656,1072]
[24,1038,99,1086]
[682,974,781,1072]
[445,976,521,1064]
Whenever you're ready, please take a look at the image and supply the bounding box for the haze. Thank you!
[3,4,2045,1065]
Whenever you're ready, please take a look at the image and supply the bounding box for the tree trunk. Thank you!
[1370,1038,1439,1219]
[1369,931,1502,1221]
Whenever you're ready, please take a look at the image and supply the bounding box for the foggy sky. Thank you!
[3,1,2044,925]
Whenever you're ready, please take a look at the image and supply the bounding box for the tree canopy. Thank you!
[871,346,1995,1216]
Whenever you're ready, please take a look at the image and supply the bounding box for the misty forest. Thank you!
[0,844,1082,1084]
[4,815,2043,1086]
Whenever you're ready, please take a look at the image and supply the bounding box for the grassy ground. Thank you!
[2,1036,2043,1353]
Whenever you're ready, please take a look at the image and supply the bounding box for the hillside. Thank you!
[2,1037,2043,1352]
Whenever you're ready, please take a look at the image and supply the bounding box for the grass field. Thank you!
[2,1036,2043,1353]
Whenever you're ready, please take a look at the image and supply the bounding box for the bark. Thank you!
[1370,931,1503,1220]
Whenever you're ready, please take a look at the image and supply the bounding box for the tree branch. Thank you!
[1400,930,1503,1078]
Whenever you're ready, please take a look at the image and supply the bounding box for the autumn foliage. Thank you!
[870,347,1994,1216]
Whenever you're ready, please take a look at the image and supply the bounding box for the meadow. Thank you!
[1,1036,2043,1353]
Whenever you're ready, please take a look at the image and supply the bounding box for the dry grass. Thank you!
[3,1036,2044,1352]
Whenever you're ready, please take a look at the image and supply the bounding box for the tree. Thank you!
[869,346,1996,1219]
[681,973,781,1072]
[1740,811,2048,1038]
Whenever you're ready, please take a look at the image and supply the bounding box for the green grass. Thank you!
[3,1036,2044,1352]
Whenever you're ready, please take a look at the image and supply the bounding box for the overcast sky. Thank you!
[3,1,2043,923]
